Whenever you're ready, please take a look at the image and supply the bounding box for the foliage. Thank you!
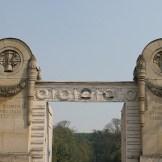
[52,118,121,162]
[52,124,93,162]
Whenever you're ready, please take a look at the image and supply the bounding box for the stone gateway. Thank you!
[0,38,161,162]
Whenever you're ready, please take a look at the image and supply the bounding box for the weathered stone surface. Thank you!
[121,102,141,162]
[134,38,162,162]
[1,37,162,162]
[36,81,137,102]
[0,38,54,162]
[0,39,32,162]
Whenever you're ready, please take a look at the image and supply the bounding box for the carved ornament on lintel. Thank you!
[36,87,137,102]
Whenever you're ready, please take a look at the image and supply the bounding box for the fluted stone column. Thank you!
[134,55,146,155]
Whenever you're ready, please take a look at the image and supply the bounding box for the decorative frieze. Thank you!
[35,82,137,102]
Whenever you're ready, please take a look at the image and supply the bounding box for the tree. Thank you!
[52,121,93,162]
[56,120,71,128]
[52,119,121,162]
[91,118,121,162]
[104,118,121,134]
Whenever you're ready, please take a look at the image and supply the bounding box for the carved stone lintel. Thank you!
[0,80,26,97]
[36,85,137,102]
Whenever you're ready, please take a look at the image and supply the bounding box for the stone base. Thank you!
[140,156,162,162]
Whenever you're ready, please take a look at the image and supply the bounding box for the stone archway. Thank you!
[0,38,161,162]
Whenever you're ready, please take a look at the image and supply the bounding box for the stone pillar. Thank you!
[0,38,32,162]
[121,104,126,162]
[27,56,39,162]
[134,54,146,156]
[28,55,38,125]
[134,39,162,162]
[0,38,53,162]
[124,102,141,162]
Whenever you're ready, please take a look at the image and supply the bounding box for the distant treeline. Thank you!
[52,118,121,162]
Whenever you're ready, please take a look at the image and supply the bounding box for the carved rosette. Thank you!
[153,51,162,70]
[151,49,162,75]
[103,90,114,100]
[0,48,27,97]
[126,90,137,101]
[0,49,21,73]
[80,88,92,100]
[145,49,162,97]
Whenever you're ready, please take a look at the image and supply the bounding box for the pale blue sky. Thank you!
[0,0,162,132]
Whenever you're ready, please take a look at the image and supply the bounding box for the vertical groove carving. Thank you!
[134,54,146,156]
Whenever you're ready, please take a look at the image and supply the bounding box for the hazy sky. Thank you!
[0,0,162,132]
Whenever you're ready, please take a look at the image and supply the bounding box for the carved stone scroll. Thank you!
[0,79,26,97]
[146,80,162,97]
[35,81,137,102]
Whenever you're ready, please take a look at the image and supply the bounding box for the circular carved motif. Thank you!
[153,51,162,72]
[0,50,21,73]
[36,89,49,100]
[80,88,91,100]
[58,90,71,101]
[151,49,162,75]
[103,90,114,100]
[126,90,137,101]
